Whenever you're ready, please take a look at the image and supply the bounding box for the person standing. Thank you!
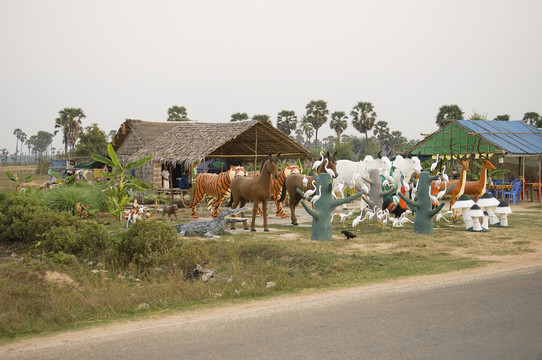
[162,167,170,189]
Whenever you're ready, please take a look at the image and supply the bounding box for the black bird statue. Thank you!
[341,230,356,239]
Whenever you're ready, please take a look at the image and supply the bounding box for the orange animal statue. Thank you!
[182,165,247,218]
[432,142,471,211]
[278,151,338,226]
[228,153,281,232]
[461,141,497,201]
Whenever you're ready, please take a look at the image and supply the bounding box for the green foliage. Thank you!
[92,143,151,220]
[0,194,54,243]
[42,182,107,214]
[39,220,111,259]
[74,123,108,157]
[230,112,249,122]
[113,220,178,268]
[436,104,464,127]
[167,105,189,121]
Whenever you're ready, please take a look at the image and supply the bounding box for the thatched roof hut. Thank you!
[130,120,314,168]
[111,119,180,154]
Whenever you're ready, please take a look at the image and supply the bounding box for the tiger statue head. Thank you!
[228,165,248,181]
[282,164,302,177]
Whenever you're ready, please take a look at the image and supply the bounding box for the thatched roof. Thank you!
[111,119,180,151]
[129,120,314,167]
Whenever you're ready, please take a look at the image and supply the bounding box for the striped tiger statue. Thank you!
[184,165,247,219]
[272,164,302,218]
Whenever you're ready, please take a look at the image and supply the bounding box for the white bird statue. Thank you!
[310,185,322,204]
[430,154,440,173]
[302,175,308,189]
[312,151,325,170]
[338,208,357,227]
[303,180,317,198]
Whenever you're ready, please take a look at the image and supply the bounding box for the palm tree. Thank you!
[13,128,22,157]
[329,111,348,144]
[373,120,390,142]
[299,116,314,144]
[230,112,249,122]
[304,100,329,147]
[435,104,464,127]
[19,132,27,161]
[276,110,297,136]
[351,101,377,150]
[167,105,189,121]
[54,107,86,154]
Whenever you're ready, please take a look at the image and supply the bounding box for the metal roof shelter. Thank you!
[409,120,542,202]
[410,120,542,158]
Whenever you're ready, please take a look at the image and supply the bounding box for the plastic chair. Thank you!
[504,180,521,205]
[521,179,531,200]
[490,179,503,198]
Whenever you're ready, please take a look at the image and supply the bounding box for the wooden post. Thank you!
[254,126,258,171]
[169,163,173,203]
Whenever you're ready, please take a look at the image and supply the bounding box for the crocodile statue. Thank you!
[175,207,248,237]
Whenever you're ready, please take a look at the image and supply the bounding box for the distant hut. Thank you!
[129,120,314,188]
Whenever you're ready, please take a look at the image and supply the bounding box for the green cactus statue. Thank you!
[296,173,365,241]
[397,171,454,235]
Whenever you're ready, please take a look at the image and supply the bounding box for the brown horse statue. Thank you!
[228,153,281,232]
[277,151,338,225]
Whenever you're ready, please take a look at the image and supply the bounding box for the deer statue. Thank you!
[459,139,497,202]
[432,140,472,211]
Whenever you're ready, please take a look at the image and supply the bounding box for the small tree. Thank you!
[230,112,249,122]
[494,114,510,121]
[91,144,152,221]
[167,106,189,121]
[252,114,271,124]
[435,104,464,127]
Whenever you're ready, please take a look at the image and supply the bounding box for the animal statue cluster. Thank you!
[176,207,248,237]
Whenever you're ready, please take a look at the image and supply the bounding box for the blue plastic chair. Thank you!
[504,180,521,205]
[490,179,503,198]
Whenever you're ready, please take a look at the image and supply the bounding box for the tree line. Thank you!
[4,103,540,166]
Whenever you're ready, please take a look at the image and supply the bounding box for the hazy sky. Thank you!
[1,0,541,153]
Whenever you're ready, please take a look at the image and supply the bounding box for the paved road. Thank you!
[3,267,542,360]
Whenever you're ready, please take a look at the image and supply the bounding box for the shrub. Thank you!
[113,220,178,268]
[40,220,111,259]
[0,194,54,243]
[42,182,107,215]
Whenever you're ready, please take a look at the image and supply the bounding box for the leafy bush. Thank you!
[40,220,111,259]
[42,182,107,215]
[0,194,56,243]
[113,220,178,268]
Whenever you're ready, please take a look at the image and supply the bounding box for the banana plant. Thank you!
[92,144,152,220]
[5,171,33,192]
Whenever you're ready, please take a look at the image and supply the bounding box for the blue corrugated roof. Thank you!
[456,120,542,155]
